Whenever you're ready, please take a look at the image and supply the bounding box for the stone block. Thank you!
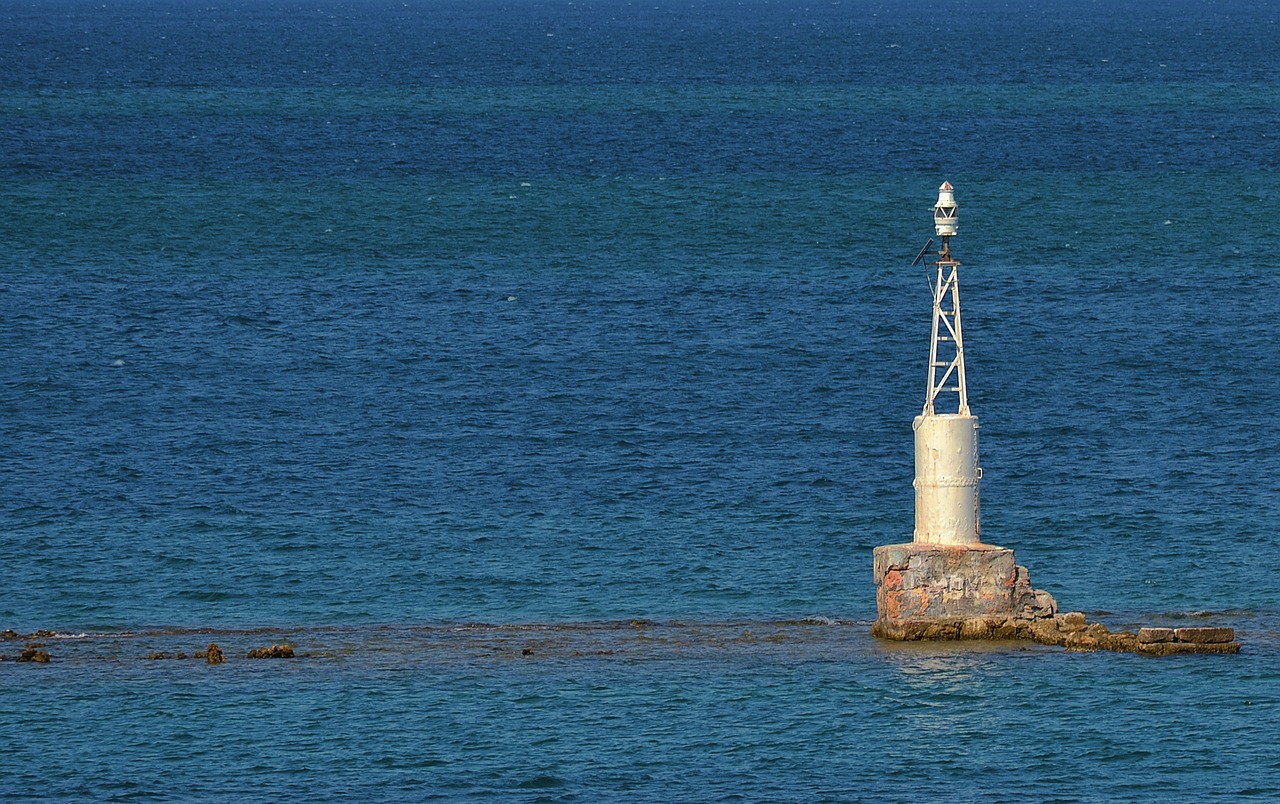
[1137,627,1175,644]
[959,617,1005,640]
[1063,631,1100,651]
[1138,640,1241,656]
[881,569,904,592]
[1029,619,1064,646]
[1098,632,1139,652]
[1056,612,1087,632]
[1010,565,1057,622]
[1174,627,1234,644]
[873,616,1028,642]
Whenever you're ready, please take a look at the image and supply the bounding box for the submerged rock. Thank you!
[203,643,225,665]
[2,629,57,642]
[17,644,51,663]
[245,644,295,659]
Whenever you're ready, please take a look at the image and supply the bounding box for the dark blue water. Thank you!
[3,0,1280,800]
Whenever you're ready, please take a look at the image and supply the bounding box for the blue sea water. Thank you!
[3,0,1280,799]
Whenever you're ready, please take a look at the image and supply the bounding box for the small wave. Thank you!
[768,616,847,627]
[1161,608,1256,620]
[515,775,564,790]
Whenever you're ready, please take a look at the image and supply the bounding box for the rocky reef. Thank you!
[15,644,52,663]
[874,609,1239,655]
[246,644,295,659]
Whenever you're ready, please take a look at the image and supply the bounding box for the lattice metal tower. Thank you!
[924,181,967,416]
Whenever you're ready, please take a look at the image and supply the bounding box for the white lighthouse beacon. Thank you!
[871,181,1058,641]
[913,181,981,546]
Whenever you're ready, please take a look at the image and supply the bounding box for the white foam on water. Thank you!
[800,615,838,626]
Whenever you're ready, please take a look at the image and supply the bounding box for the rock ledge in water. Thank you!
[246,644,295,659]
[875,614,1240,655]
[16,644,51,663]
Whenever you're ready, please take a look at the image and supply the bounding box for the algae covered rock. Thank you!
[17,644,51,663]
[246,644,295,659]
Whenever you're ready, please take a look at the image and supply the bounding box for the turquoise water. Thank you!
[2,0,1279,799]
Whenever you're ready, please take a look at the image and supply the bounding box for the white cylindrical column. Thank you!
[913,413,981,545]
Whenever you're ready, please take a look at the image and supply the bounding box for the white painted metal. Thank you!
[924,182,968,416]
[934,181,958,237]
[913,413,981,545]
[923,253,969,416]
[914,181,981,545]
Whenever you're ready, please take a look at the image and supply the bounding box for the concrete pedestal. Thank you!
[872,542,1057,640]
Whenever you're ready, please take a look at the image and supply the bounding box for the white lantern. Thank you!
[934,181,958,237]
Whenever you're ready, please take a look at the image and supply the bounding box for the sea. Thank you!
[2,0,1279,799]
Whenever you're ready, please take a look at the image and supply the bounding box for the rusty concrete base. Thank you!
[872,542,1056,639]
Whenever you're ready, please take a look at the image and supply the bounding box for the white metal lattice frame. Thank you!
[924,241,969,416]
